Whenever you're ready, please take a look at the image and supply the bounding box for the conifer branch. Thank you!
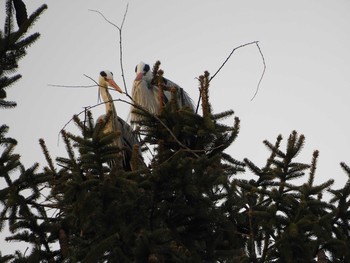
[12,0,27,28]
[39,138,56,174]
[0,2,47,108]
[199,71,211,117]
[340,162,350,175]
[308,150,319,186]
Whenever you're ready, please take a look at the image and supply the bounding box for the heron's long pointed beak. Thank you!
[107,79,123,93]
[135,72,143,81]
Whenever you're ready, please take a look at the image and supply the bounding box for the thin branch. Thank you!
[82,73,133,101]
[89,4,129,95]
[118,5,129,94]
[156,142,226,168]
[250,42,266,101]
[210,41,258,82]
[51,75,127,144]
[83,73,99,85]
[88,9,120,29]
[23,247,29,257]
[48,84,98,88]
[1,216,61,221]
[120,3,128,30]
[207,40,266,101]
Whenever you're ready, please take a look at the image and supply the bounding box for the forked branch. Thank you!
[89,4,129,95]
[210,40,266,101]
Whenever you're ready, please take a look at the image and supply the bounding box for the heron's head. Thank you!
[99,70,122,93]
[134,62,152,83]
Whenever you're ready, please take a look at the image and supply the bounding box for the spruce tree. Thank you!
[235,131,343,262]
[35,64,246,262]
[0,1,49,262]
[2,1,350,261]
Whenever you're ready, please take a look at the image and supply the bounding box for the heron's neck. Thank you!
[99,81,116,116]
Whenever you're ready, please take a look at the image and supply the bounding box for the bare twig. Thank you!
[59,102,101,135]
[209,40,266,101]
[118,5,129,94]
[120,3,128,30]
[250,42,266,101]
[48,84,98,88]
[83,73,99,84]
[82,73,133,102]
[88,9,121,29]
[210,41,257,82]
[89,4,129,95]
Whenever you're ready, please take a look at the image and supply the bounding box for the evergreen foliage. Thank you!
[0,0,47,108]
[1,2,350,262]
[32,68,246,262]
[0,1,52,262]
[130,69,246,262]
[237,132,336,262]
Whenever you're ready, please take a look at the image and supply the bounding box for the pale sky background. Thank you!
[1,0,350,255]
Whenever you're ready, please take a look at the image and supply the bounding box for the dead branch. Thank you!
[209,40,266,101]
[82,73,133,101]
[250,42,266,101]
[89,4,129,95]
[48,84,98,88]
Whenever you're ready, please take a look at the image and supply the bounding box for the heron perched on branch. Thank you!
[130,61,194,123]
[96,70,142,171]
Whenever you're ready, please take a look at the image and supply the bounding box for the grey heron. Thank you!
[97,70,142,171]
[130,62,194,123]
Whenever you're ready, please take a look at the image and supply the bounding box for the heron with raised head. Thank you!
[97,70,142,171]
[130,62,194,123]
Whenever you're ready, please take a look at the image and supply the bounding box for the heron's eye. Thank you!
[100,71,107,77]
[135,65,137,73]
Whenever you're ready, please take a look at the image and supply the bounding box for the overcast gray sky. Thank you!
[1,0,350,254]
